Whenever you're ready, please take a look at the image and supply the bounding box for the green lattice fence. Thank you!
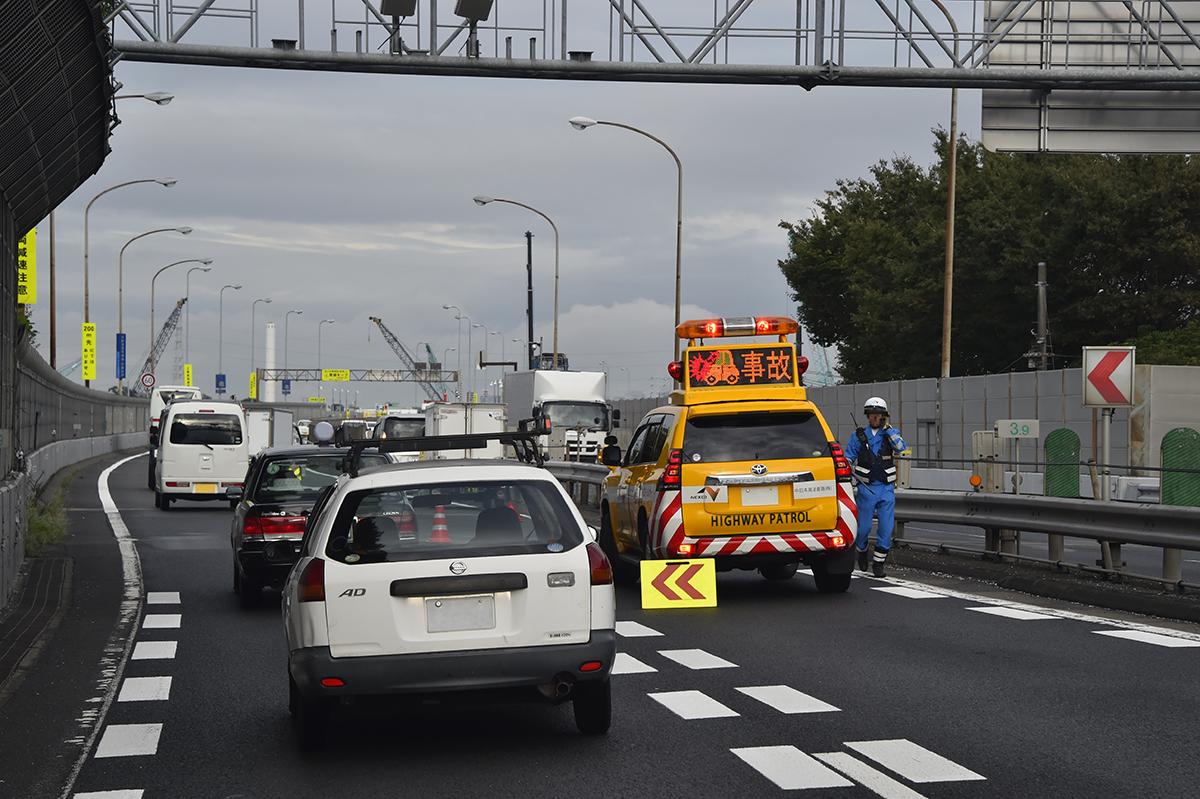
[1161,428,1200,507]
[1044,428,1082,499]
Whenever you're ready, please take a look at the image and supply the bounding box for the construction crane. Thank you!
[132,298,186,396]
[368,316,442,402]
[422,342,448,395]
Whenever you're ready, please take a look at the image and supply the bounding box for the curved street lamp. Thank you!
[184,265,212,367]
[569,115,684,360]
[250,297,272,394]
[116,225,191,389]
[218,284,242,392]
[149,257,211,377]
[114,92,175,105]
[284,309,304,373]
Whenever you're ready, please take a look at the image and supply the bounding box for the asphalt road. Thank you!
[13,452,1200,798]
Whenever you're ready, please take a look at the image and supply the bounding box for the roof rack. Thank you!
[340,429,545,477]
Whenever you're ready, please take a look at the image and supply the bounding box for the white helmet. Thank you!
[863,397,888,415]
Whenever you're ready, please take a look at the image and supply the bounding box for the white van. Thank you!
[147,385,203,490]
[155,400,249,511]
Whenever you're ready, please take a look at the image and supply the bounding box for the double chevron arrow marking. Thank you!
[640,558,718,609]
[651,562,706,601]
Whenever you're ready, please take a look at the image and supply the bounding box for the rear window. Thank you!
[169,413,243,445]
[378,418,424,439]
[683,411,828,462]
[325,480,580,563]
[251,453,388,502]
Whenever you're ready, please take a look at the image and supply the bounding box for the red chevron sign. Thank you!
[640,559,717,608]
[1083,347,1135,408]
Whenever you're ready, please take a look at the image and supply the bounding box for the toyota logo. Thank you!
[751,464,768,476]
[449,561,467,575]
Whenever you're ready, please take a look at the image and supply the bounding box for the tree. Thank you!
[779,132,1200,383]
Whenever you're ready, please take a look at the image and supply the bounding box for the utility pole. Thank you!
[526,230,535,370]
[1036,261,1050,370]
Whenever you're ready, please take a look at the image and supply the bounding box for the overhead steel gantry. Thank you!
[256,368,458,383]
[108,1,1200,90]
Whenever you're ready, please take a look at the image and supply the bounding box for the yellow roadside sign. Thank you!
[249,371,258,400]
[81,323,96,381]
[17,228,36,304]
[183,363,193,387]
[321,368,350,382]
[640,559,717,609]
[306,396,325,403]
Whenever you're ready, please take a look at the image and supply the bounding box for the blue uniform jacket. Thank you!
[844,425,907,486]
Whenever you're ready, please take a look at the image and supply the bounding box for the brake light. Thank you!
[830,442,852,482]
[298,558,326,602]
[320,677,345,688]
[586,543,613,585]
[165,481,190,488]
[578,661,603,673]
[243,512,306,538]
[678,543,694,556]
[667,361,683,380]
[658,449,683,490]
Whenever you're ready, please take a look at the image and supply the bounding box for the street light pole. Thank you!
[113,92,175,105]
[218,284,242,393]
[443,304,463,400]
[317,318,335,400]
[473,196,561,369]
[117,225,192,390]
[184,264,212,368]
[284,309,304,371]
[250,297,272,394]
[149,258,211,378]
[473,322,489,400]
[569,116,684,360]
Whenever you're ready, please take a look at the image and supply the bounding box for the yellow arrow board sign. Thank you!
[640,559,717,609]
[183,363,193,387]
[321,368,350,382]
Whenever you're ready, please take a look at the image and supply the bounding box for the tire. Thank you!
[759,563,799,581]
[573,680,611,735]
[811,562,852,594]
[146,456,155,490]
[155,491,170,511]
[237,567,261,608]
[598,506,636,586]
[290,675,331,750]
[232,562,241,595]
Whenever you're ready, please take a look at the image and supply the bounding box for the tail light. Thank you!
[830,442,853,482]
[658,449,683,490]
[298,558,326,602]
[586,543,613,585]
[243,511,307,539]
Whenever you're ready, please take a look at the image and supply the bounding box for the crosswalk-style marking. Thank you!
[117,676,172,702]
[1092,630,1200,648]
[814,752,929,799]
[735,685,840,714]
[649,690,739,720]
[142,614,181,629]
[846,739,985,783]
[611,653,657,675]
[871,586,946,600]
[615,621,663,638]
[145,592,180,605]
[131,641,177,660]
[658,648,737,670]
[966,606,1056,621]
[94,724,163,758]
[73,791,145,799]
[731,746,854,790]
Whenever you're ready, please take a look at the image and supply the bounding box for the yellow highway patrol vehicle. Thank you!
[599,316,858,592]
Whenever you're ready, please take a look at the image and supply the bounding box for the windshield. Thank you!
[251,453,388,502]
[326,479,580,563]
[378,418,424,439]
[683,411,828,462]
[168,414,243,445]
[544,402,608,430]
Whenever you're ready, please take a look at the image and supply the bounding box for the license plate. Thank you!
[193,483,218,494]
[425,595,496,633]
[741,485,779,507]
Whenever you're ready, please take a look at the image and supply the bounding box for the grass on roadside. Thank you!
[24,468,77,558]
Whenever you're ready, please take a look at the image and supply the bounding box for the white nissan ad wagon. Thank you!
[155,400,249,510]
[282,444,617,747]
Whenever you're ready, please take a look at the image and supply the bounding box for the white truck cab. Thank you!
[155,399,249,510]
[502,371,617,461]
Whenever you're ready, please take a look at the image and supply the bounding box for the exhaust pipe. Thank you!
[538,673,576,702]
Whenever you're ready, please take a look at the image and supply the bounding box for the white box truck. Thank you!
[424,402,507,459]
[502,370,616,462]
[245,408,296,456]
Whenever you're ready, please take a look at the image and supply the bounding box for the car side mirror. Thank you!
[226,485,244,501]
[612,409,621,421]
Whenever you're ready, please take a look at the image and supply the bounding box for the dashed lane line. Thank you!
[649,690,739,720]
[614,621,663,638]
[142,614,181,629]
[1091,630,1200,648]
[813,752,929,799]
[871,586,947,600]
[611,653,657,675]
[73,791,145,799]
[145,592,180,605]
[116,676,173,702]
[845,739,986,783]
[93,723,162,758]
[130,641,177,661]
[731,746,853,790]
[965,606,1058,621]
[658,649,738,670]
[735,685,840,714]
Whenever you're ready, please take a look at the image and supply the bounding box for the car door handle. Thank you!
[390,573,528,597]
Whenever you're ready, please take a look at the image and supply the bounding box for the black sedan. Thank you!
[228,445,390,607]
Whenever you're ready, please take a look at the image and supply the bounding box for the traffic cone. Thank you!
[430,505,450,544]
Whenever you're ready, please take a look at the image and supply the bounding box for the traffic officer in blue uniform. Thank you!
[844,397,906,577]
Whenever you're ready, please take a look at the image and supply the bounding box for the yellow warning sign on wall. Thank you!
[640,559,717,609]
[17,228,35,304]
[81,323,96,381]
[321,368,351,382]
[249,371,258,400]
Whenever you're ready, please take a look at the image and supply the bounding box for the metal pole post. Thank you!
[298,0,305,48]
[467,322,473,400]
[552,221,560,369]
[673,146,683,362]
[1102,407,1112,501]
[526,231,535,369]
[1037,260,1049,369]
[83,203,90,387]
[932,0,958,381]
[219,289,224,383]
[561,0,567,60]
[49,210,56,369]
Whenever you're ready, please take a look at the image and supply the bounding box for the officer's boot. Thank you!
[856,548,869,572]
[871,549,888,578]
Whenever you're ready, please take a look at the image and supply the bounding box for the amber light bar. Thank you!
[675,316,799,339]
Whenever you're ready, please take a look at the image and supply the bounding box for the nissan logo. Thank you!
[449,561,467,575]
[751,464,768,476]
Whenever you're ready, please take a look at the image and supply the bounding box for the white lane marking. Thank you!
[1092,630,1200,648]
[145,592,180,605]
[611,653,657,675]
[142,614,181,629]
[814,752,929,799]
[735,685,840,714]
[846,739,986,783]
[872,586,946,600]
[731,746,853,790]
[131,641,177,660]
[658,648,738,670]
[116,676,172,702]
[73,791,145,799]
[61,454,147,799]
[648,690,739,720]
[797,567,813,575]
[881,575,1200,643]
[615,621,663,638]
[966,606,1057,621]
[93,724,162,758]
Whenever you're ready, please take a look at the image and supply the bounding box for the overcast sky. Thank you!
[30,2,982,406]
